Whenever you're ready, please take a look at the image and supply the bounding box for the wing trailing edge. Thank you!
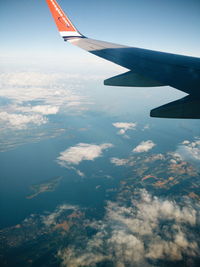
[150,95,200,119]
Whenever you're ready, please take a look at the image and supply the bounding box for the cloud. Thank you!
[0,71,92,144]
[57,248,107,267]
[168,151,183,165]
[0,72,62,88]
[111,153,165,167]
[58,190,199,266]
[75,169,85,177]
[0,72,87,107]
[0,111,47,129]
[110,157,129,166]
[107,230,145,264]
[42,204,78,227]
[0,72,103,89]
[57,143,113,166]
[133,140,156,153]
[0,71,91,117]
[177,138,200,161]
[113,122,137,135]
[142,124,150,131]
[144,153,165,163]
[17,105,60,115]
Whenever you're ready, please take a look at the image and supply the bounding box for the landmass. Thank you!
[0,151,200,266]
[26,176,63,199]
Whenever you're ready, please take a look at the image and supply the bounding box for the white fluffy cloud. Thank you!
[58,190,199,266]
[57,143,113,166]
[107,230,145,264]
[178,138,200,161]
[113,122,137,135]
[133,140,156,153]
[0,111,47,129]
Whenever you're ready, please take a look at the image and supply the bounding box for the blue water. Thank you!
[0,111,199,228]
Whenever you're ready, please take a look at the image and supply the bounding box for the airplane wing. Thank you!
[45,0,200,118]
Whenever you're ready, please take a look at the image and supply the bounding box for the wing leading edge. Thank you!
[45,0,200,118]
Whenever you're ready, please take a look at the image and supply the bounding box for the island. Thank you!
[26,176,63,199]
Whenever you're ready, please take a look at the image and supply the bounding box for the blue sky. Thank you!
[1,0,200,71]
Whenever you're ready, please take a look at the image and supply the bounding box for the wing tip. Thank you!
[46,0,83,39]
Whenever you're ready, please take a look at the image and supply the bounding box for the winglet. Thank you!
[46,0,83,40]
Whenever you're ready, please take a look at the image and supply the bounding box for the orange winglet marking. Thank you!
[46,0,76,32]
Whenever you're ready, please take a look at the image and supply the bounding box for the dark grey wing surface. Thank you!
[69,38,200,96]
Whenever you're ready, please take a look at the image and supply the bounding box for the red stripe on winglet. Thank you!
[46,0,77,32]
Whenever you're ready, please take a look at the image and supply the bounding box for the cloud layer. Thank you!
[17,105,60,115]
[0,71,91,132]
[0,111,47,129]
[133,140,156,153]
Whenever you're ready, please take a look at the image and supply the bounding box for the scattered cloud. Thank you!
[0,111,47,129]
[110,157,129,166]
[58,190,200,266]
[58,248,107,267]
[133,140,156,153]
[57,143,113,166]
[168,151,183,165]
[42,204,78,227]
[113,122,137,135]
[144,153,165,163]
[142,124,150,131]
[75,169,85,177]
[177,138,200,161]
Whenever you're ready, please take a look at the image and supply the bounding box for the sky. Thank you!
[1,0,200,72]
